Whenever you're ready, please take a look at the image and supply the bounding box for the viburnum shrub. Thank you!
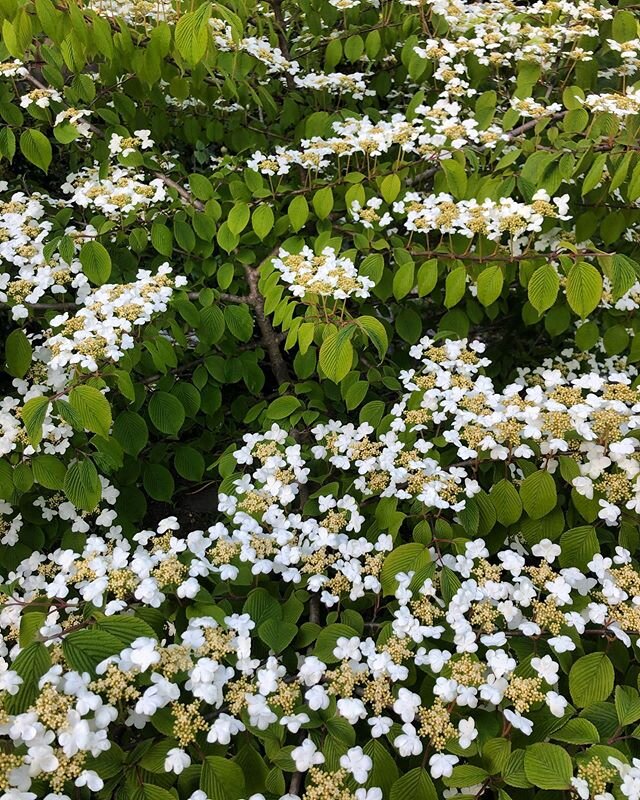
[5,1,640,800]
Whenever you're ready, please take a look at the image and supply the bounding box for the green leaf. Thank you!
[477,265,504,306]
[523,743,572,790]
[148,391,185,435]
[444,765,490,788]
[79,241,112,285]
[616,686,640,726]
[358,316,388,360]
[62,628,124,677]
[20,128,52,172]
[151,222,173,256]
[417,259,438,296]
[380,174,401,204]
[69,385,112,437]
[5,329,32,377]
[490,479,522,526]
[174,446,205,482]
[227,202,250,235]
[258,619,297,653]
[64,458,102,511]
[21,396,50,447]
[319,328,354,383]
[381,543,431,595]
[558,525,599,571]
[440,159,468,198]
[581,153,607,196]
[552,718,600,744]
[200,756,246,800]
[112,411,148,456]
[32,455,66,490]
[143,463,175,501]
[312,186,334,219]
[95,614,157,645]
[224,305,254,342]
[267,396,302,419]
[566,261,603,318]
[390,768,437,800]
[6,642,51,714]
[175,4,210,65]
[569,653,615,707]
[520,470,557,519]
[528,263,559,313]
[445,267,466,307]
[393,260,415,300]
[252,204,274,239]
[288,195,309,232]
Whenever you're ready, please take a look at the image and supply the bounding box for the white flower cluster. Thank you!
[583,88,640,118]
[293,71,374,100]
[388,190,571,249]
[45,263,185,372]
[209,23,372,98]
[2,510,639,794]
[20,88,63,109]
[0,192,93,321]
[85,0,175,23]
[54,108,93,139]
[272,245,374,300]
[61,163,167,217]
[412,0,609,80]
[108,129,154,157]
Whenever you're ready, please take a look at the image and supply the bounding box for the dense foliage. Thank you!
[4,0,640,798]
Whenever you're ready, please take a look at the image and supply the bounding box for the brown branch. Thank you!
[244,259,291,385]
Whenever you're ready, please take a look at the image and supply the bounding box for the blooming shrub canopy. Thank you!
[3,0,640,799]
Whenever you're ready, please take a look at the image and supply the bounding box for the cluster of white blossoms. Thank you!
[209,22,373,98]
[61,163,167,217]
[387,191,571,249]
[583,88,640,118]
[272,245,375,300]
[0,59,27,78]
[44,263,186,372]
[19,88,63,109]
[85,0,176,23]
[53,108,93,139]
[108,129,155,158]
[2,507,640,795]
[0,191,93,321]
[293,71,374,101]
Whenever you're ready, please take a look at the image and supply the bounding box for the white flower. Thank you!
[340,747,372,784]
[429,753,458,779]
[291,740,325,771]
[457,717,477,749]
[164,748,191,774]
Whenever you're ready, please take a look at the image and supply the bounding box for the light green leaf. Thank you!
[528,263,559,313]
[200,756,246,800]
[20,129,52,173]
[148,392,185,435]
[523,743,572,790]
[79,241,112,285]
[566,261,603,318]
[68,385,112,437]
[64,458,102,511]
[520,470,557,519]
[569,653,615,707]
[21,396,50,447]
